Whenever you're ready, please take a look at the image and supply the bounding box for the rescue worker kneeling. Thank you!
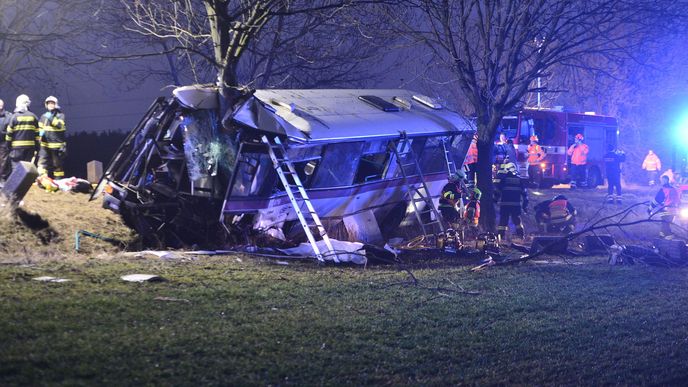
[535,195,577,234]
[494,162,528,241]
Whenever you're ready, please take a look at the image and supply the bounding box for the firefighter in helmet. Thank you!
[535,194,577,234]
[527,135,546,187]
[494,161,528,240]
[642,150,661,186]
[567,133,589,189]
[439,170,468,230]
[604,144,625,204]
[38,96,67,178]
[5,94,39,171]
[463,187,481,238]
[648,174,681,239]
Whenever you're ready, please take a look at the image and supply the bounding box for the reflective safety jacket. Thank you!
[464,140,478,165]
[547,199,575,224]
[464,198,480,225]
[39,109,66,149]
[495,172,528,208]
[642,153,661,171]
[5,110,39,150]
[567,143,589,165]
[527,143,546,165]
[439,181,465,209]
[651,183,681,215]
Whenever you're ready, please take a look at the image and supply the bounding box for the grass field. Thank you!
[3,255,688,385]
[2,185,688,385]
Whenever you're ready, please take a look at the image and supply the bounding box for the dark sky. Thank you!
[2,71,167,134]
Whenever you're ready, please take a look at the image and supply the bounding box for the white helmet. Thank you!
[499,162,518,175]
[45,95,60,109]
[15,94,30,110]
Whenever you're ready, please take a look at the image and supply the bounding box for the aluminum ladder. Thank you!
[441,138,468,214]
[441,138,459,177]
[262,135,337,263]
[391,136,445,239]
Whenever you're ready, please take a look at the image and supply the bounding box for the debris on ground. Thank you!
[154,297,190,303]
[32,276,71,283]
[277,239,368,264]
[121,274,165,282]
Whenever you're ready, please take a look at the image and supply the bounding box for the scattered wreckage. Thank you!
[94,86,475,262]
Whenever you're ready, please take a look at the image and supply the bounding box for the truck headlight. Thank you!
[680,208,688,219]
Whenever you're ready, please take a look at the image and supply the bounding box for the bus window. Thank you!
[605,127,618,148]
[500,116,519,140]
[519,118,534,143]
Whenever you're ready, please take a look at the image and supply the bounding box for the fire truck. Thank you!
[501,108,619,188]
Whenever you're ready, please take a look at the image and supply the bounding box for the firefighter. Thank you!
[527,135,546,187]
[5,94,39,171]
[494,133,509,166]
[566,133,589,189]
[648,174,681,239]
[439,170,468,231]
[535,195,577,234]
[642,150,661,186]
[604,144,625,204]
[0,99,12,182]
[463,187,481,238]
[38,96,67,178]
[660,168,676,184]
[494,162,528,241]
[493,159,517,185]
[464,134,478,186]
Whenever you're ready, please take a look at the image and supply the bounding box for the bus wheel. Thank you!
[586,167,601,189]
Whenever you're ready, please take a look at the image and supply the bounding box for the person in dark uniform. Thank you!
[494,163,528,241]
[5,94,39,172]
[439,170,468,230]
[37,96,67,178]
[603,144,625,204]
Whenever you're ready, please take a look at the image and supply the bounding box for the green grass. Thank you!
[3,255,688,385]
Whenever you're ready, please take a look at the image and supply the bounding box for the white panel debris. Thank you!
[121,274,164,282]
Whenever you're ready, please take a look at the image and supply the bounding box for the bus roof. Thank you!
[232,89,475,144]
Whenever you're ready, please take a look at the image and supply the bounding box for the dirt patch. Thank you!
[0,186,136,262]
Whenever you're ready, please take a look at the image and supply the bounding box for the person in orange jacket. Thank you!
[527,135,546,186]
[566,133,589,189]
[642,150,662,186]
[463,134,478,186]
[649,174,681,239]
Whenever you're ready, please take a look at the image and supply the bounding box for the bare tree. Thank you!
[394,0,685,230]
[0,0,96,90]
[119,0,395,103]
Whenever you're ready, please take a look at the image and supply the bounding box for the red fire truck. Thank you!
[501,108,619,188]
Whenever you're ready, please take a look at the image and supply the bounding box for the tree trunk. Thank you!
[476,138,496,232]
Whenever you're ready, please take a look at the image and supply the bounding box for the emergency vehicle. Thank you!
[502,108,618,188]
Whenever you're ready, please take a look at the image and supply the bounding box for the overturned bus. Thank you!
[97,86,475,261]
